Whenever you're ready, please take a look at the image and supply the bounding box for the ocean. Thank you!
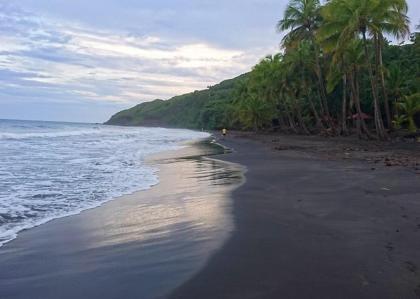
[0,119,209,247]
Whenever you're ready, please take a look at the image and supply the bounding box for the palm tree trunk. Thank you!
[283,101,298,133]
[349,68,373,139]
[308,97,325,131]
[351,88,362,138]
[296,109,310,134]
[301,69,324,131]
[341,73,348,135]
[309,32,333,130]
[377,35,392,129]
[355,69,375,139]
[312,44,332,127]
[292,97,310,134]
[362,31,387,140]
[316,89,326,116]
[287,114,298,133]
[278,116,287,129]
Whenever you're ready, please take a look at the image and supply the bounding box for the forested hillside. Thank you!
[105,74,247,129]
[107,0,420,140]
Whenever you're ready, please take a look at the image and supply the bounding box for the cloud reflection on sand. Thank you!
[82,155,243,250]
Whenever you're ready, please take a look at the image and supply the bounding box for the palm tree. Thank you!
[277,0,333,129]
[283,41,325,131]
[319,0,409,140]
[277,0,321,46]
[373,0,410,129]
[340,41,374,138]
[277,66,300,132]
[318,9,374,138]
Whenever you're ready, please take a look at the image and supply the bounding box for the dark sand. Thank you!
[0,142,244,299]
[170,134,420,299]
[2,134,420,299]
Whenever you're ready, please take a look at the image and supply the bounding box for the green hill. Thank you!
[105,74,248,130]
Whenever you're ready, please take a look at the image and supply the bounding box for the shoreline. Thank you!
[0,124,210,249]
[0,136,213,248]
[0,139,244,299]
[2,132,420,298]
[170,133,420,299]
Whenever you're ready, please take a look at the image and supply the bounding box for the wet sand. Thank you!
[170,135,420,299]
[2,134,420,299]
[0,141,244,299]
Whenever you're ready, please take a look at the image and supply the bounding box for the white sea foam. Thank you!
[0,120,209,247]
[0,129,101,140]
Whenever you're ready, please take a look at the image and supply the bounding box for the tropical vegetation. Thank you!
[107,0,420,139]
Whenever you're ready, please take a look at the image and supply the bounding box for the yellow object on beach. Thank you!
[222,128,227,135]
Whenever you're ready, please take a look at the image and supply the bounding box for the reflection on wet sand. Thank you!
[0,140,244,299]
[88,152,244,249]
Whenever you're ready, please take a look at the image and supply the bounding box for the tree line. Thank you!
[228,0,419,140]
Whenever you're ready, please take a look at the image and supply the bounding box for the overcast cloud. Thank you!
[0,0,419,122]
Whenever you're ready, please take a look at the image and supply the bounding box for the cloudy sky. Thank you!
[0,0,419,123]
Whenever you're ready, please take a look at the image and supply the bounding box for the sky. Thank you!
[0,0,419,123]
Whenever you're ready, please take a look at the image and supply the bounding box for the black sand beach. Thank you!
[1,134,420,299]
[170,134,420,299]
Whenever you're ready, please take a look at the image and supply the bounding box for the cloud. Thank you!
[0,2,275,117]
[1,0,418,122]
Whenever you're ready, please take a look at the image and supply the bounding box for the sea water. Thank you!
[0,119,209,247]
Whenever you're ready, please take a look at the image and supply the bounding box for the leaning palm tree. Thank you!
[277,0,333,129]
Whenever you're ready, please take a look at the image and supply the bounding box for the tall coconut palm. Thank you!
[373,0,410,129]
[277,0,321,46]
[318,6,361,137]
[319,0,409,140]
[324,39,374,138]
[277,0,333,129]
